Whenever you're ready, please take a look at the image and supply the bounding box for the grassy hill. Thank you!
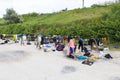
[21,6,110,25]
[0,3,119,34]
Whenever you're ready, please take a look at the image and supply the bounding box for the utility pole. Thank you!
[82,0,84,8]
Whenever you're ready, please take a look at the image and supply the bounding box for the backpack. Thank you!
[79,39,83,44]
[104,54,113,59]
[56,45,64,51]
[83,47,91,57]
[82,57,94,66]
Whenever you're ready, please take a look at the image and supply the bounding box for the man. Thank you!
[78,38,84,52]
[37,34,42,49]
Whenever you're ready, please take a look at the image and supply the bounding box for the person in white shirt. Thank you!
[22,34,27,45]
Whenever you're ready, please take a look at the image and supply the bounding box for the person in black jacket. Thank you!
[88,38,95,51]
[78,38,84,52]
[67,35,72,43]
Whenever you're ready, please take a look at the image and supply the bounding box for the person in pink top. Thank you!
[67,39,75,58]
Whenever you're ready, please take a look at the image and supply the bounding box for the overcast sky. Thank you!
[0,0,115,18]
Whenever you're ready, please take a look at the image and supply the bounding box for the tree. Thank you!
[3,8,23,24]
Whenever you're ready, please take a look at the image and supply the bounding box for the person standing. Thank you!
[22,34,27,45]
[0,34,3,39]
[37,34,42,49]
[78,38,84,52]
[67,35,72,43]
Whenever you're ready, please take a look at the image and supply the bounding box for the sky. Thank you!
[0,0,115,18]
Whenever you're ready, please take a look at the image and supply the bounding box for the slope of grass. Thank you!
[0,4,114,33]
[20,6,110,25]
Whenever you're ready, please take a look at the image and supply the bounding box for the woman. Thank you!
[67,39,75,58]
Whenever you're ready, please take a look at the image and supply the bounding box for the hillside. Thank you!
[0,3,120,40]
[22,6,110,25]
[0,5,110,26]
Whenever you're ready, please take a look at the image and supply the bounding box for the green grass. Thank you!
[109,42,120,51]
[19,6,111,25]
[0,18,4,25]
[0,3,116,34]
